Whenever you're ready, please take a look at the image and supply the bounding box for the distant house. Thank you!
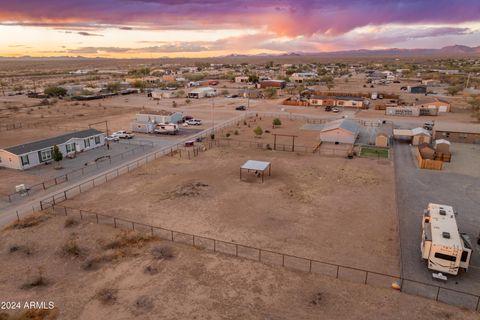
[0,129,105,170]
[259,80,286,89]
[290,72,318,83]
[422,79,441,87]
[132,110,183,133]
[234,76,249,83]
[433,122,480,143]
[309,95,366,108]
[319,119,360,144]
[150,90,177,99]
[415,97,451,113]
[188,87,217,99]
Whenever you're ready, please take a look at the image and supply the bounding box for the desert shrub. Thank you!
[225,133,231,138]
[9,244,32,256]
[151,246,174,260]
[103,232,155,250]
[9,214,49,230]
[64,217,78,228]
[310,292,323,305]
[253,126,263,137]
[272,118,282,127]
[61,240,82,257]
[210,133,215,140]
[21,269,48,289]
[144,265,159,275]
[134,296,154,312]
[234,130,239,135]
[96,288,117,305]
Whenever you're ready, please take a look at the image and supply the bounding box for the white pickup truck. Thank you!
[112,130,135,139]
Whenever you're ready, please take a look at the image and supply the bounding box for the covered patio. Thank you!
[240,160,271,183]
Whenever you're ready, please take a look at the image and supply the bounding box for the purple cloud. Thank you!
[0,0,479,37]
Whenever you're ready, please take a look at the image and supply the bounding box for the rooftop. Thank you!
[321,119,360,134]
[4,129,103,155]
[434,122,480,134]
[427,203,462,249]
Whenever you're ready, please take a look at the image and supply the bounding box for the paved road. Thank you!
[394,141,480,295]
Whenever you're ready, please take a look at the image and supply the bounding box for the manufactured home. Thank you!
[0,129,105,170]
[421,203,472,276]
[319,119,360,144]
[188,87,217,99]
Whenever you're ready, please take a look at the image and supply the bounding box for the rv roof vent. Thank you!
[442,232,451,239]
[439,209,446,216]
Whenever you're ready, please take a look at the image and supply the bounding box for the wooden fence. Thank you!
[415,147,443,170]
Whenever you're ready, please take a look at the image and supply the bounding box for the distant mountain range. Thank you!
[0,45,479,61]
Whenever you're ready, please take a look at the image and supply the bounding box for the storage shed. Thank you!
[375,126,393,147]
[411,128,431,146]
[319,119,360,144]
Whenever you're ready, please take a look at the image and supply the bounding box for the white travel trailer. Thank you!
[154,123,179,135]
[421,203,472,276]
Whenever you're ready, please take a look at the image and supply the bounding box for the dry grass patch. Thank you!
[8,214,50,230]
[0,309,58,320]
[96,288,117,305]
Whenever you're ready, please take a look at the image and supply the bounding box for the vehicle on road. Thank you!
[182,115,194,122]
[105,135,120,142]
[112,130,134,139]
[186,119,202,125]
[332,107,340,113]
[423,121,434,130]
[235,105,247,111]
[154,123,179,135]
[421,203,472,276]
[325,106,332,112]
[226,94,239,98]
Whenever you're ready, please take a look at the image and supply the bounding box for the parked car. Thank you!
[186,119,202,125]
[325,106,332,112]
[235,105,247,111]
[332,107,340,113]
[182,115,194,122]
[105,135,120,142]
[112,130,134,139]
[423,121,434,130]
[154,123,179,135]
[226,94,239,98]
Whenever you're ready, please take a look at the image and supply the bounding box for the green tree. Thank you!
[177,89,185,97]
[221,89,229,96]
[264,87,277,99]
[44,86,67,97]
[272,118,282,128]
[248,74,259,83]
[468,95,480,122]
[447,85,462,96]
[253,126,263,137]
[132,80,146,91]
[13,84,24,93]
[52,145,63,168]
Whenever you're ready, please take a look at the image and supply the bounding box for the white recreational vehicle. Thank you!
[154,123,179,135]
[421,203,472,276]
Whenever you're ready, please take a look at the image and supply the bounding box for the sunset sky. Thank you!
[0,0,479,58]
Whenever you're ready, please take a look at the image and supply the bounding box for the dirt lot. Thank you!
[62,140,399,274]
[0,211,477,320]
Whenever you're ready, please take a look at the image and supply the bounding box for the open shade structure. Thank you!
[240,160,271,183]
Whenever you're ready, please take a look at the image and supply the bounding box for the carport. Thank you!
[240,160,271,183]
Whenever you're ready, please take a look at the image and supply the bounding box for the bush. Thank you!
[226,133,231,138]
[234,130,239,135]
[9,244,32,256]
[151,246,175,260]
[21,269,48,289]
[64,217,79,228]
[253,126,263,137]
[96,288,117,305]
[61,240,82,257]
[210,133,215,140]
[272,118,282,127]
[44,86,66,97]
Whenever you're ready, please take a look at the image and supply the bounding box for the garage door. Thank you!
[438,105,448,112]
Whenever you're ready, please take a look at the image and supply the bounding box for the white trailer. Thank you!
[421,203,472,276]
[154,123,179,135]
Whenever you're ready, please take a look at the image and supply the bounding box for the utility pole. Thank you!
[211,96,215,134]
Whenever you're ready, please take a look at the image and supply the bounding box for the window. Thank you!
[442,132,450,138]
[66,143,75,153]
[20,155,29,166]
[95,136,100,144]
[84,138,90,148]
[39,149,52,162]
[459,134,467,139]
[434,252,456,262]
[461,251,469,262]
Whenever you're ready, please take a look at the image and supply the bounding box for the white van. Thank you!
[154,123,179,135]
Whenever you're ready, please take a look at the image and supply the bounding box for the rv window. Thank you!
[434,253,456,262]
[461,251,469,262]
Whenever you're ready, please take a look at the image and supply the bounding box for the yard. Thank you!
[360,147,389,158]
[0,209,477,319]
[62,142,399,275]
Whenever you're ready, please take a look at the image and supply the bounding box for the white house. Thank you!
[0,129,105,170]
[188,87,217,99]
[235,76,249,83]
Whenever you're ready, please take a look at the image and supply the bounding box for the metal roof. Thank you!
[434,122,480,134]
[321,119,360,134]
[241,160,271,171]
[4,128,103,155]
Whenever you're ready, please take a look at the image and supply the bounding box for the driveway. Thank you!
[394,141,480,295]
